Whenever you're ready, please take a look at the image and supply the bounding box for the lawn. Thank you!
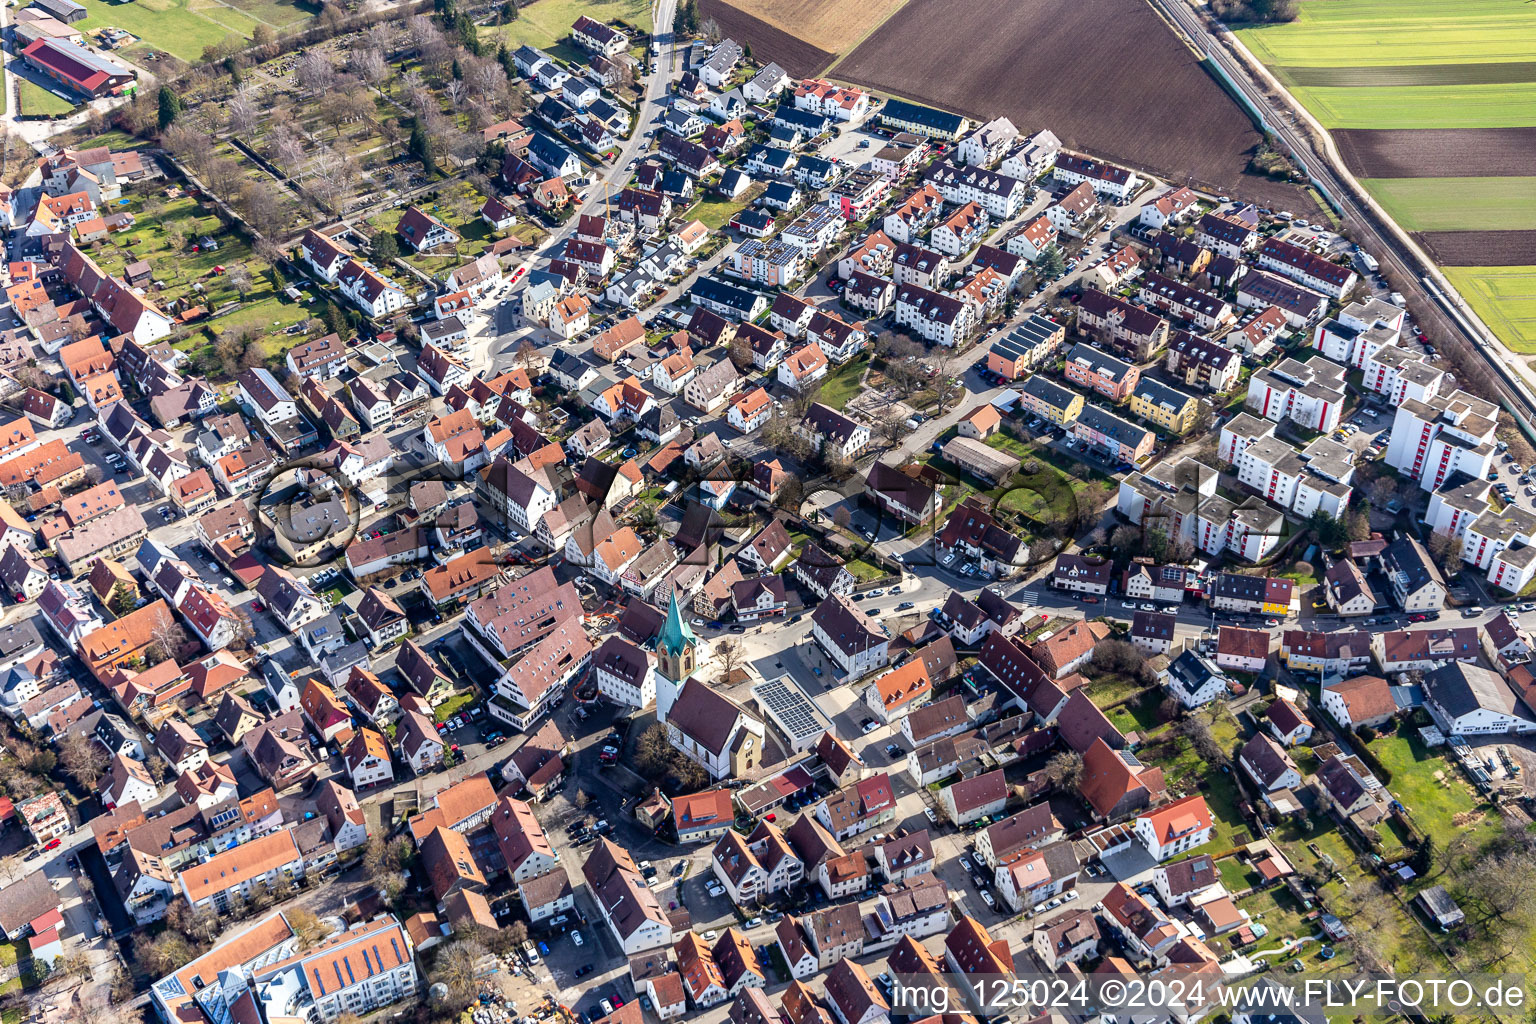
[433,690,477,723]
[18,80,76,117]
[847,557,885,582]
[71,0,315,62]
[1235,0,1536,68]
[1217,855,1260,894]
[1361,177,1536,233]
[1443,266,1536,352]
[1105,689,1163,736]
[995,450,1081,537]
[482,0,653,52]
[688,186,763,231]
[816,356,869,411]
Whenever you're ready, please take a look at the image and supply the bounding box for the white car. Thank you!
[924,807,938,824]
[571,930,583,947]
[703,930,718,941]
[980,891,995,908]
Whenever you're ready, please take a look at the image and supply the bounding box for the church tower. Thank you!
[654,590,699,723]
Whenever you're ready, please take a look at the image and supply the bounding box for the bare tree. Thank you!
[287,906,327,949]
[446,78,467,108]
[227,263,254,299]
[239,180,284,238]
[352,47,388,87]
[433,938,486,1005]
[470,60,509,103]
[1044,750,1084,792]
[147,611,187,665]
[273,131,308,175]
[296,50,336,95]
[204,156,243,200]
[227,86,257,136]
[59,730,109,789]
[715,639,742,682]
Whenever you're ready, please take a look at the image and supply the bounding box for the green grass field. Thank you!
[1367,731,1501,848]
[1361,177,1536,233]
[1236,0,1536,68]
[817,356,869,411]
[1286,82,1536,130]
[1443,266,1536,352]
[72,0,315,62]
[482,0,653,53]
[17,80,76,117]
[1238,0,1536,355]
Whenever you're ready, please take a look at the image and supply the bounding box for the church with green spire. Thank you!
[655,589,702,723]
[657,589,698,683]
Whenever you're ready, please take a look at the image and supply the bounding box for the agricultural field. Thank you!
[1234,0,1536,352]
[1443,266,1536,352]
[71,0,316,63]
[695,0,832,78]
[483,0,653,63]
[1284,82,1536,131]
[1416,232,1536,269]
[697,0,909,76]
[1235,0,1533,69]
[834,0,1318,213]
[1360,177,1536,233]
[1334,126,1536,178]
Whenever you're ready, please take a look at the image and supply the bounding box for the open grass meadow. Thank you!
[1443,266,1536,352]
[71,0,317,62]
[1361,177,1536,233]
[482,0,653,57]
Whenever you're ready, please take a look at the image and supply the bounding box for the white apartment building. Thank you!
[1311,297,1405,368]
[893,285,975,348]
[1385,388,1499,492]
[1462,504,1536,595]
[1425,477,1492,541]
[1245,355,1347,435]
[1117,459,1284,563]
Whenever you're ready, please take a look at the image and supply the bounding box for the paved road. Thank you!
[1152,0,1536,432]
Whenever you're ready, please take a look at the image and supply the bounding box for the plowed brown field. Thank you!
[699,0,908,59]
[1335,127,1536,178]
[831,0,1316,213]
[696,0,835,77]
[1415,231,1536,268]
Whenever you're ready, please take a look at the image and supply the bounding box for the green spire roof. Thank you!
[659,588,697,656]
